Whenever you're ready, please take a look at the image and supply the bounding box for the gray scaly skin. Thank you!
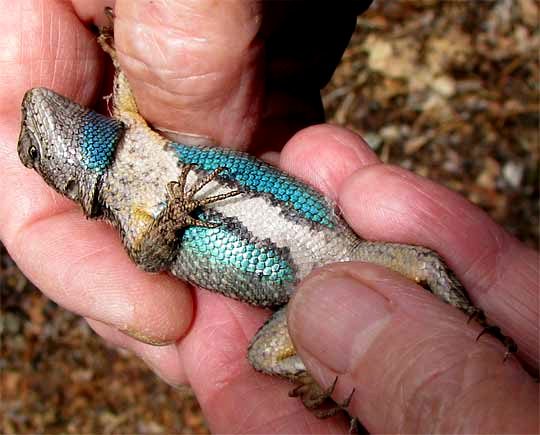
[17,25,515,420]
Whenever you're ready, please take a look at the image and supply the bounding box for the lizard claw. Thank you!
[97,7,118,67]
[476,325,518,361]
[163,164,242,231]
[104,6,115,21]
[289,375,355,420]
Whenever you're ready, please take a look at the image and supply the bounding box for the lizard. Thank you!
[16,13,515,422]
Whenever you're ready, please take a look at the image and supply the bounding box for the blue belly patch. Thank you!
[171,143,334,227]
[181,210,295,285]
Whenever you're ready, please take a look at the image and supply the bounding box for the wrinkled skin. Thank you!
[1,1,538,433]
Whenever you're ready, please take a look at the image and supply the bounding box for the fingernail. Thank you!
[120,326,175,346]
[158,129,216,147]
[289,271,392,374]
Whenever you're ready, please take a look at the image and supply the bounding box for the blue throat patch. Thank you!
[171,143,334,227]
[80,111,123,172]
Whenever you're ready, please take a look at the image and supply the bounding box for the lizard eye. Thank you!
[17,126,42,169]
[28,145,39,161]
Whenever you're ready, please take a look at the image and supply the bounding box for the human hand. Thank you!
[2,1,537,434]
[1,0,369,433]
[287,164,539,433]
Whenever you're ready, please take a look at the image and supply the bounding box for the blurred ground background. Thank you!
[2,1,538,433]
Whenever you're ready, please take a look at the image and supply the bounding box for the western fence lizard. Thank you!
[16,18,515,421]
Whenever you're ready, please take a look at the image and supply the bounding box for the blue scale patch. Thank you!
[80,111,123,172]
[171,143,333,227]
[182,211,295,285]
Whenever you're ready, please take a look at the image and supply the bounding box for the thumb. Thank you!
[113,0,263,149]
[288,262,538,434]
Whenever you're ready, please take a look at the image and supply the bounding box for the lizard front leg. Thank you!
[97,8,144,122]
[130,164,242,272]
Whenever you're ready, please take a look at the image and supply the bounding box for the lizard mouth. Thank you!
[61,173,103,219]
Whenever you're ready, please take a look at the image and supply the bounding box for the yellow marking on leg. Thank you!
[131,205,156,249]
[276,343,296,362]
[132,205,155,225]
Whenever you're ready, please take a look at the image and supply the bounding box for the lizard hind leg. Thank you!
[247,307,354,420]
[351,241,517,356]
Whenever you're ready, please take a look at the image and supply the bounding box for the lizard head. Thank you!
[18,87,124,217]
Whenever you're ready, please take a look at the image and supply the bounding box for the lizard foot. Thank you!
[289,375,355,419]
[129,164,241,270]
[468,308,517,360]
[158,163,241,235]
[476,325,518,361]
[97,7,119,67]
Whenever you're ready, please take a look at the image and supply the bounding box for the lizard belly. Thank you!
[104,133,359,307]
[171,183,359,307]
